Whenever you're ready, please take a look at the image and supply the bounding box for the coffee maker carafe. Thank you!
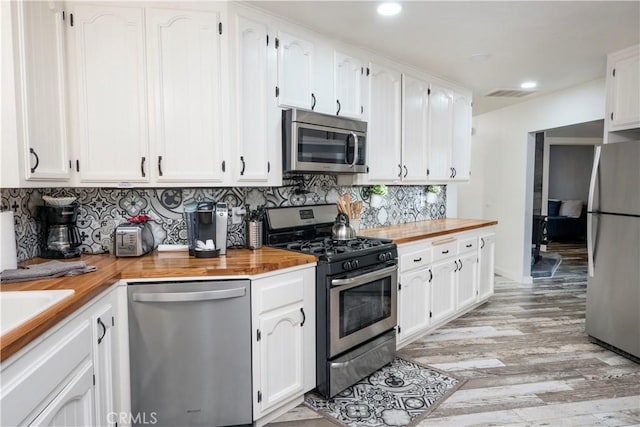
[184,201,228,255]
[40,204,82,259]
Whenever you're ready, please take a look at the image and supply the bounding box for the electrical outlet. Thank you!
[231,207,246,224]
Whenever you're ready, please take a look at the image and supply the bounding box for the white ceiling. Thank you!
[247,1,640,115]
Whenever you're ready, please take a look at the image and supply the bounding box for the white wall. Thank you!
[458,79,605,283]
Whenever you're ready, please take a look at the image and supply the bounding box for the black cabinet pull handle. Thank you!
[76,159,80,172]
[97,318,107,344]
[466,243,472,248]
[481,238,485,249]
[240,156,246,175]
[450,167,454,178]
[300,307,306,327]
[454,260,458,272]
[413,257,422,263]
[429,269,433,282]
[336,99,341,115]
[311,93,316,110]
[267,161,271,173]
[158,156,163,176]
[403,165,408,178]
[453,168,457,178]
[29,148,40,173]
[221,160,226,172]
[458,259,463,270]
[398,164,402,178]
[141,157,146,177]
[442,249,449,254]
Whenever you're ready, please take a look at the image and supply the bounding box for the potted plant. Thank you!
[369,185,387,208]
[425,185,442,204]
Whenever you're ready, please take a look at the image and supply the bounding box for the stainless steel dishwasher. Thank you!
[127,280,252,427]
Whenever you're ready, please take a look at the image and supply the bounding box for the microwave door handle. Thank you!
[349,131,359,168]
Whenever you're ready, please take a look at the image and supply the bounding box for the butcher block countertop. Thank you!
[0,247,316,362]
[361,218,498,245]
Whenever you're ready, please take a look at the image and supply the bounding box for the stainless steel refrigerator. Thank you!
[586,140,640,360]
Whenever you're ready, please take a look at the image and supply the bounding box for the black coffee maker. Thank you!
[40,204,82,258]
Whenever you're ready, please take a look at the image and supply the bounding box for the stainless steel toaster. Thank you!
[114,222,155,257]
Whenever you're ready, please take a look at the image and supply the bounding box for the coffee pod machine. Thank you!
[184,202,228,255]
[40,204,82,259]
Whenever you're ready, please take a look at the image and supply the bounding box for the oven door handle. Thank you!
[331,264,398,288]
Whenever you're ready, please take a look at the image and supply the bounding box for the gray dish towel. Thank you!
[1,261,97,284]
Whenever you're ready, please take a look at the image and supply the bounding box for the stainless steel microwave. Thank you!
[283,109,367,174]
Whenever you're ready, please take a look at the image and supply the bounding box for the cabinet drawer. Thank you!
[458,237,477,254]
[400,247,432,273]
[431,237,457,262]
[1,321,92,426]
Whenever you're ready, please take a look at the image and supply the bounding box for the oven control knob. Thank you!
[352,259,359,269]
[378,253,386,262]
[343,261,352,270]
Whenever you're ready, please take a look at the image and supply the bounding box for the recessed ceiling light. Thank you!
[520,81,537,89]
[377,2,402,16]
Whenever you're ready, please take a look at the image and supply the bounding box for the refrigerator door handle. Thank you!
[587,146,601,277]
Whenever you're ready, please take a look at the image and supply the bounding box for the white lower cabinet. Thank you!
[0,286,121,427]
[251,266,315,423]
[396,227,495,348]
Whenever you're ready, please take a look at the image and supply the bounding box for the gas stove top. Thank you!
[275,236,394,262]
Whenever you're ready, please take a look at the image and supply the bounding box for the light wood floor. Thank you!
[269,242,640,426]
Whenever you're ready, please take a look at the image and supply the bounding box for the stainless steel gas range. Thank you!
[264,204,398,398]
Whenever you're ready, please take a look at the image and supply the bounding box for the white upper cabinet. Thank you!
[605,45,640,140]
[277,31,314,110]
[427,84,453,181]
[402,74,430,183]
[334,51,363,119]
[13,1,70,181]
[232,14,280,186]
[451,93,472,180]
[366,62,402,182]
[69,4,149,183]
[146,8,227,184]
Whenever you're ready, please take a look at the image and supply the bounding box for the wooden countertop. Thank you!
[360,218,498,245]
[0,247,316,362]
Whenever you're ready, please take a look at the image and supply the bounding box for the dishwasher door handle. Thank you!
[133,287,246,303]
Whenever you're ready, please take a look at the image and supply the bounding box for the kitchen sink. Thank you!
[0,290,75,336]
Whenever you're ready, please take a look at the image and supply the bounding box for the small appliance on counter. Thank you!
[39,203,82,259]
[184,201,228,256]
[114,216,155,257]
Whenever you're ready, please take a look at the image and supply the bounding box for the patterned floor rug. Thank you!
[304,358,462,427]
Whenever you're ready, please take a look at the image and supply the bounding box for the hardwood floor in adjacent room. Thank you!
[269,242,640,426]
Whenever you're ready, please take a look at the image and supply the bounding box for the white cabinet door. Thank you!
[29,362,94,427]
[367,62,402,183]
[233,15,278,185]
[608,49,640,132]
[14,1,70,181]
[402,74,430,183]
[398,268,430,340]
[252,267,315,419]
[147,8,227,184]
[456,252,478,310]
[70,4,149,183]
[334,51,363,119]
[92,302,115,426]
[430,258,456,324]
[451,93,472,181]
[277,31,314,110]
[478,232,496,301]
[427,84,453,181]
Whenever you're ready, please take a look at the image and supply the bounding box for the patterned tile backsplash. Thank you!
[1,175,446,262]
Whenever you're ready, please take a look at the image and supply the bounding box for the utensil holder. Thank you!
[246,221,263,250]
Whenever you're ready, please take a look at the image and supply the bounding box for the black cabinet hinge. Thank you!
[398,283,402,291]
[257,390,262,402]
[70,13,74,27]
[361,105,364,114]
[275,38,279,49]
[361,67,364,75]
[426,168,430,176]
[429,311,433,318]
[69,160,72,169]
[428,88,431,95]
[397,325,401,334]
[366,165,370,173]
[611,112,614,120]
[93,374,96,386]
[612,68,616,77]
[218,22,222,35]
[266,35,269,46]
[257,329,261,341]
[112,316,115,327]
[275,86,279,97]
[76,160,80,172]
